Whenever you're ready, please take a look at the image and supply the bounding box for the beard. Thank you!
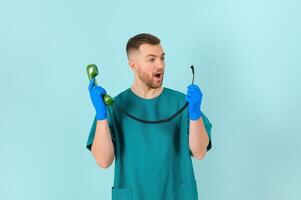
[137,68,163,89]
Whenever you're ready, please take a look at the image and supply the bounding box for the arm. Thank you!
[189,117,209,160]
[88,78,115,168]
[185,83,210,159]
[91,119,115,168]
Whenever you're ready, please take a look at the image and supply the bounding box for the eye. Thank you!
[149,58,155,62]
[161,57,165,61]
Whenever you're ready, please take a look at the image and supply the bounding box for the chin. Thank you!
[154,83,163,88]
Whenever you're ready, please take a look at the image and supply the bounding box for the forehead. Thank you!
[138,43,164,57]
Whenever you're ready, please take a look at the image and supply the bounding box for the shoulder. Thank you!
[162,87,187,110]
[107,88,130,111]
[113,88,129,99]
[163,87,186,100]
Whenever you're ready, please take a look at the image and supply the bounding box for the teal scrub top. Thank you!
[86,87,213,200]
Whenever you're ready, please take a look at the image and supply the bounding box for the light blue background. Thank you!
[0,0,300,199]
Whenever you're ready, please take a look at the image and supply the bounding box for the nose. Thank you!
[156,59,165,70]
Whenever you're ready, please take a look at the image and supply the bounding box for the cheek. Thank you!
[140,65,153,76]
[138,67,151,78]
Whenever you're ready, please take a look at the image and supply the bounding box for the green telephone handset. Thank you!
[86,64,114,106]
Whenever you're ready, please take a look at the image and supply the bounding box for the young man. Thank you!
[86,33,213,200]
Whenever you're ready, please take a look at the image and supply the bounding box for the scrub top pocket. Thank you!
[111,186,133,200]
[178,179,198,200]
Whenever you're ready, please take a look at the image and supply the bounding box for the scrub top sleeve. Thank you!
[188,112,213,156]
[86,115,97,151]
[85,106,116,151]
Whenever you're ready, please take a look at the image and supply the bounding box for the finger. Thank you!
[101,88,107,95]
[187,90,193,95]
[189,87,202,95]
[188,84,200,90]
[187,87,197,92]
[88,78,95,90]
[187,85,198,91]
[95,86,107,95]
[187,88,199,95]
[187,83,197,88]
[187,92,202,100]
[187,87,199,91]
[98,86,107,95]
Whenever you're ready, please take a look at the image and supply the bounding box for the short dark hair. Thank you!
[126,33,161,58]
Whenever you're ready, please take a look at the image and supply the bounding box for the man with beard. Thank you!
[86,33,213,200]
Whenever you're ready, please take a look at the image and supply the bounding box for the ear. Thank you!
[128,57,138,72]
[128,58,134,68]
[128,49,140,72]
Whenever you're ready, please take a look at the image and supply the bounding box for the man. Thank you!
[86,33,213,200]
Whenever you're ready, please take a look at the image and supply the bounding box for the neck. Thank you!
[130,80,163,99]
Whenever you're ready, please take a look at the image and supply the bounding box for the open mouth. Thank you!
[154,72,163,79]
[154,74,161,78]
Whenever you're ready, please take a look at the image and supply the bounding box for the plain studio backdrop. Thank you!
[0,0,300,199]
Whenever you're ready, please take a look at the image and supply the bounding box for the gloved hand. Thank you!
[185,84,203,120]
[88,78,107,120]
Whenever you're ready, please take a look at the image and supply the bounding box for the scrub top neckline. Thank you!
[128,87,166,102]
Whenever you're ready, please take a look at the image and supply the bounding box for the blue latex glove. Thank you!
[88,78,107,120]
[185,84,203,120]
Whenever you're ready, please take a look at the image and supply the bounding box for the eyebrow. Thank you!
[146,53,165,58]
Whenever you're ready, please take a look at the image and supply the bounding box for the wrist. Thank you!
[96,111,107,120]
[189,110,202,121]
